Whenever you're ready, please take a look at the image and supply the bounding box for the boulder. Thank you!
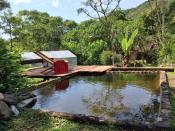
[0,93,4,100]
[0,101,12,120]
[3,94,18,105]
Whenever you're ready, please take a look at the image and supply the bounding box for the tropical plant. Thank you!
[119,29,139,67]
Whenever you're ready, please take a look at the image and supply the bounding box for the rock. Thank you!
[3,94,18,105]
[0,101,12,120]
[11,105,19,116]
[17,92,36,101]
[0,93,18,105]
[157,117,163,122]
[17,97,37,108]
[0,93,4,100]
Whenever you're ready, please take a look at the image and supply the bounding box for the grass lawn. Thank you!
[0,109,124,131]
[168,72,175,88]
[168,71,175,129]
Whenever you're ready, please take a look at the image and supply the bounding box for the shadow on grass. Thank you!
[0,109,121,131]
[3,109,53,131]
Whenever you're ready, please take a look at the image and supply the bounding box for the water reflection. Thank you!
[55,79,69,91]
[33,73,160,122]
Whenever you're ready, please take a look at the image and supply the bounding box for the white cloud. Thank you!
[14,0,31,4]
[52,0,59,8]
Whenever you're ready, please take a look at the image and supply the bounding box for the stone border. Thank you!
[155,71,171,130]
[112,67,174,72]
[42,111,154,130]
[107,70,159,74]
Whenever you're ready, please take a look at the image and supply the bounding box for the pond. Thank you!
[33,72,160,123]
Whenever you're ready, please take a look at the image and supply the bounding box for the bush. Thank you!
[134,60,144,67]
[0,39,26,93]
[147,50,158,65]
[100,51,123,65]
[100,51,112,65]
[114,54,122,64]
[129,60,144,67]
[87,40,107,65]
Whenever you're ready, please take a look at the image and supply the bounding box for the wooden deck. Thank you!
[23,66,174,78]
[23,66,113,78]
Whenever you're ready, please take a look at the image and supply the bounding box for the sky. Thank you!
[7,0,147,23]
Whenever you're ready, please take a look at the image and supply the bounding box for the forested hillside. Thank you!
[1,0,175,66]
[126,0,171,18]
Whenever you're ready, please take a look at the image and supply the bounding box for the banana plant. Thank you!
[119,29,139,67]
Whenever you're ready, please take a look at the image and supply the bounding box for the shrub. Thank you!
[134,60,144,67]
[114,54,122,64]
[129,60,144,67]
[100,51,112,65]
[87,40,107,65]
[0,39,26,93]
[147,49,158,65]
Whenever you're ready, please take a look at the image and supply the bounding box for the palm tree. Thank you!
[119,29,138,67]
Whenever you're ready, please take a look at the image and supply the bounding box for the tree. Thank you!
[63,20,78,32]
[78,0,123,65]
[0,9,22,51]
[167,0,175,33]
[119,29,138,67]
[0,0,9,11]
[148,0,170,45]
[0,38,26,93]
[12,10,64,51]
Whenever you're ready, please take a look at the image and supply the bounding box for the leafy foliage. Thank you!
[100,51,112,65]
[0,39,26,93]
[119,29,139,56]
[0,0,10,11]
[118,29,138,66]
[1,0,175,67]
[159,35,175,64]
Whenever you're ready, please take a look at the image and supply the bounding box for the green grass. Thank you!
[26,78,43,86]
[0,109,124,131]
[167,70,175,88]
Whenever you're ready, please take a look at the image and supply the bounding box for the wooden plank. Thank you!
[34,51,54,65]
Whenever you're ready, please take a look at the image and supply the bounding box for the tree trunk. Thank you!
[112,42,115,66]
[9,24,13,51]
[123,55,129,67]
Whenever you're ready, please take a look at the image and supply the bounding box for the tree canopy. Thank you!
[1,0,175,66]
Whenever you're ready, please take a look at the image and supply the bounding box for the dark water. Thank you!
[33,72,160,122]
